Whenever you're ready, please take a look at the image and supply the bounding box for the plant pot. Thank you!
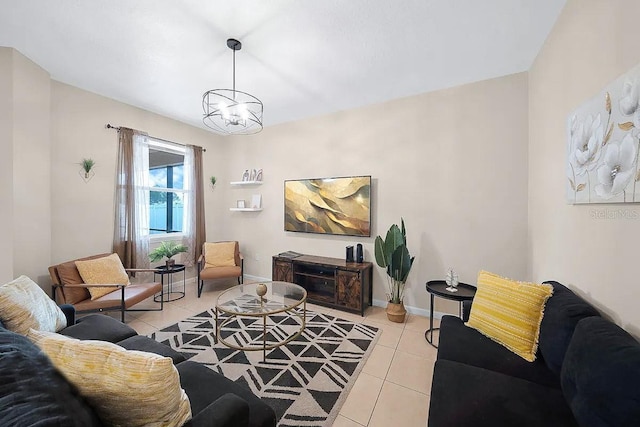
[165,259,175,270]
[386,301,407,323]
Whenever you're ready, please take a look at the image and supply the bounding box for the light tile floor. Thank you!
[100,280,440,427]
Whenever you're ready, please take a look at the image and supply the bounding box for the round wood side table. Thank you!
[425,280,476,348]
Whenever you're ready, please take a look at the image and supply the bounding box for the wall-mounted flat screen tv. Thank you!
[284,175,371,237]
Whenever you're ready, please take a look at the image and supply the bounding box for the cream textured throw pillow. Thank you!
[466,270,553,362]
[204,241,237,268]
[75,253,130,300]
[29,330,192,427]
[0,275,66,335]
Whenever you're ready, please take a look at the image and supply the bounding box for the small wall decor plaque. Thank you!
[237,200,246,208]
[79,158,96,183]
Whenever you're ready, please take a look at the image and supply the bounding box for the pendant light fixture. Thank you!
[202,38,263,135]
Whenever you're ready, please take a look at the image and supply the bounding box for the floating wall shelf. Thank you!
[229,208,263,212]
[230,181,262,186]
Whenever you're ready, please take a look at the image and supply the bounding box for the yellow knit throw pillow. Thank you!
[75,253,130,300]
[466,270,553,362]
[204,242,236,268]
[0,275,67,335]
[29,330,192,427]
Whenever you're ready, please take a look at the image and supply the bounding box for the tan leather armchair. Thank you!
[197,241,243,297]
[49,253,163,322]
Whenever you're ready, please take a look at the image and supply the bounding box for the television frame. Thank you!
[284,175,371,237]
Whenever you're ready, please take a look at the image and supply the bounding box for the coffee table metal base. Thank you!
[214,301,306,362]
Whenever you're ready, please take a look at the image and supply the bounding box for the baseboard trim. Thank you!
[371,298,448,319]
[243,274,270,283]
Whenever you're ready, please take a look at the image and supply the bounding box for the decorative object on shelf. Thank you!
[241,169,250,181]
[567,62,640,203]
[356,243,364,263]
[209,176,217,189]
[255,169,263,181]
[202,38,263,135]
[374,218,415,323]
[149,241,188,270]
[79,158,96,183]
[250,169,257,181]
[236,200,246,208]
[251,194,262,209]
[445,268,459,292]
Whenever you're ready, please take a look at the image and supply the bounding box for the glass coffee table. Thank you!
[215,281,307,361]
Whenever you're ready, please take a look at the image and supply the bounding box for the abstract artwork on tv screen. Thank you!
[284,176,371,237]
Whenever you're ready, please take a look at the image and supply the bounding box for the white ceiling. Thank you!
[0,0,566,131]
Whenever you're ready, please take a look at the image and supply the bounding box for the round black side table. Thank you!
[425,280,476,348]
[154,264,186,302]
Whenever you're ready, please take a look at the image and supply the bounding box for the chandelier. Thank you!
[202,38,263,135]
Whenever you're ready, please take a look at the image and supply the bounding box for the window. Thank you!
[148,140,185,235]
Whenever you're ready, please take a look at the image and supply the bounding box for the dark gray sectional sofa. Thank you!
[0,306,276,427]
[428,281,640,427]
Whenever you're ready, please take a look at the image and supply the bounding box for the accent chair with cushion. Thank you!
[49,253,163,322]
[197,241,243,297]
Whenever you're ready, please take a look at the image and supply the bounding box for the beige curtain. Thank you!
[193,146,206,262]
[183,145,206,265]
[113,127,150,270]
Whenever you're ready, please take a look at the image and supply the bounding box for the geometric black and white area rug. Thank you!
[151,308,380,427]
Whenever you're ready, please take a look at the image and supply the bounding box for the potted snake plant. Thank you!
[374,218,415,323]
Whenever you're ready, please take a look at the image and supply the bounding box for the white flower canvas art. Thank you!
[567,64,640,204]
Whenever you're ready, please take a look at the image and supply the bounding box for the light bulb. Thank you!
[241,104,249,118]
[218,102,229,119]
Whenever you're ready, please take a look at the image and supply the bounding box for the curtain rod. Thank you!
[105,124,206,152]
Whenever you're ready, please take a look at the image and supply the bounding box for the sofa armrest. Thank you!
[185,393,249,427]
[59,304,76,326]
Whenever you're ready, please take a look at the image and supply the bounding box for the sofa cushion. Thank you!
[184,393,250,427]
[0,275,67,335]
[466,271,553,362]
[561,317,640,427]
[118,334,187,364]
[0,325,101,426]
[178,360,277,427]
[429,359,578,427]
[30,330,192,427]
[60,313,137,342]
[438,315,560,388]
[538,281,600,376]
[57,260,92,304]
[204,241,237,268]
[75,253,130,300]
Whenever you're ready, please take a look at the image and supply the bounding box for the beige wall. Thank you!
[50,81,227,270]
[223,73,530,314]
[0,48,51,287]
[12,50,51,287]
[529,0,640,331]
[0,48,14,283]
